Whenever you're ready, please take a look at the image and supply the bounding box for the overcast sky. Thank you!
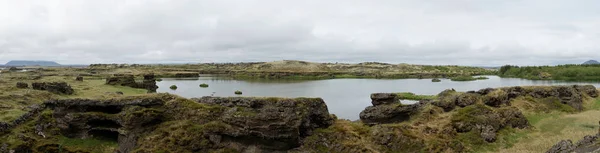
[1,0,599,66]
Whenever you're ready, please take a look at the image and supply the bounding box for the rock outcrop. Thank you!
[105,74,158,93]
[3,94,334,153]
[370,93,399,106]
[31,82,74,95]
[360,93,428,124]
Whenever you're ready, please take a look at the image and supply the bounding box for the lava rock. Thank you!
[16,82,28,88]
[360,101,428,124]
[31,82,74,95]
[370,93,399,106]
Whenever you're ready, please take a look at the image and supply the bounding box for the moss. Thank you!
[234,90,242,95]
[396,92,437,101]
[132,120,233,153]
[451,104,500,132]
[540,97,577,113]
[169,85,177,90]
[56,136,118,153]
[199,83,209,88]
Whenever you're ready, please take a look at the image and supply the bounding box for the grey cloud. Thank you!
[0,0,599,66]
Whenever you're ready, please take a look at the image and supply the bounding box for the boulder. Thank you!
[370,93,399,106]
[16,82,28,88]
[31,82,74,95]
[546,140,575,153]
[483,90,510,107]
[456,93,479,107]
[360,101,428,124]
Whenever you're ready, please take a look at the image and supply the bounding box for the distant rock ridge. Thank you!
[5,60,61,66]
[582,60,600,65]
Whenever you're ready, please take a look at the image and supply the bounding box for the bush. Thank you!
[234,90,242,95]
[170,85,177,90]
[199,83,209,88]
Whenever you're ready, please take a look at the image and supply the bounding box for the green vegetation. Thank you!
[199,83,209,88]
[156,78,163,82]
[499,64,600,81]
[57,136,118,152]
[169,85,177,90]
[431,78,441,82]
[450,75,489,81]
[234,90,242,95]
[396,92,436,100]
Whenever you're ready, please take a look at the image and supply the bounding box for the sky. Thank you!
[0,0,599,66]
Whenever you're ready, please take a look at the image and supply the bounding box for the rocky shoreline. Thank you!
[0,85,598,153]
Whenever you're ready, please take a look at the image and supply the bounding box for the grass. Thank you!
[234,90,242,95]
[431,78,441,82]
[491,97,600,153]
[396,92,436,100]
[170,85,177,90]
[58,136,118,153]
[199,83,209,88]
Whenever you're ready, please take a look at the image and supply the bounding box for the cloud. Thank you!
[0,0,599,66]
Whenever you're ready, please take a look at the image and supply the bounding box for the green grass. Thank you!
[58,136,118,153]
[0,109,26,122]
[396,92,436,100]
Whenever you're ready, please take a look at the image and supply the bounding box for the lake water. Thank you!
[156,75,600,120]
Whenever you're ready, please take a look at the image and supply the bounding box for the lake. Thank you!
[156,75,600,120]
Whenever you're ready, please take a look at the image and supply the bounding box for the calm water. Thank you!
[157,75,600,120]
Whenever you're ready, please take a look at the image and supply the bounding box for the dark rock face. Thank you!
[370,93,399,106]
[75,76,83,81]
[184,97,334,152]
[360,101,429,125]
[106,74,137,87]
[141,74,158,93]
[105,74,158,93]
[16,82,28,88]
[31,82,74,95]
[44,95,172,153]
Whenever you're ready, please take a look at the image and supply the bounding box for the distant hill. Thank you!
[5,60,61,66]
[582,60,600,65]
